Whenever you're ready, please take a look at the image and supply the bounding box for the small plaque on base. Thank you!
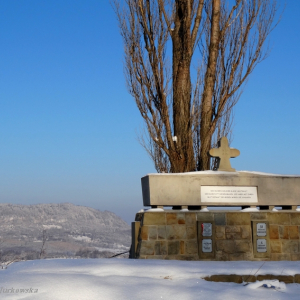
[257,223,267,237]
[202,223,212,237]
[257,239,267,253]
[202,239,212,253]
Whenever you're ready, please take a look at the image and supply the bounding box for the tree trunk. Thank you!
[115,0,278,174]
[199,0,220,170]
[171,0,195,173]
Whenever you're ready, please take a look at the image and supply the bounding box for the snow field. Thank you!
[0,259,300,299]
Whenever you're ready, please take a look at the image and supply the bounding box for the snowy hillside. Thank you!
[0,203,130,259]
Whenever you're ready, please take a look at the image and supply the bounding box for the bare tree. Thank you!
[39,229,47,259]
[114,0,279,172]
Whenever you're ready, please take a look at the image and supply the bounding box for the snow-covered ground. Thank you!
[0,259,300,299]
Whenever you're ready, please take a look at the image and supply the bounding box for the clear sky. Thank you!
[0,1,299,224]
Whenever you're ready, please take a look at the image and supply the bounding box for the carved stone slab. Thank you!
[142,171,300,206]
[252,221,270,258]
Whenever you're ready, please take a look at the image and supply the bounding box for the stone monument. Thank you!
[130,137,300,261]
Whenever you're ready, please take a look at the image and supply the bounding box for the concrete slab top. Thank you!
[141,171,300,207]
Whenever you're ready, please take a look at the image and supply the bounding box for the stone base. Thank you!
[131,211,300,261]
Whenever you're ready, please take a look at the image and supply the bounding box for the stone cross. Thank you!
[209,137,240,172]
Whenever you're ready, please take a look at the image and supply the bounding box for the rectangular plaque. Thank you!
[202,223,212,237]
[257,223,267,237]
[201,186,258,203]
[202,239,212,253]
[257,239,267,253]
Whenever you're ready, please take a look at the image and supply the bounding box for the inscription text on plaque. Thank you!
[257,239,267,253]
[202,223,212,237]
[202,239,212,253]
[257,223,267,237]
[201,186,258,203]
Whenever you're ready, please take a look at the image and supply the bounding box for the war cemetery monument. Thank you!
[113,0,292,262]
[130,137,300,261]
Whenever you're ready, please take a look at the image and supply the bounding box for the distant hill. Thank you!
[0,203,131,260]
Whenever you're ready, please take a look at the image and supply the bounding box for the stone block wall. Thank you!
[131,211,300,261]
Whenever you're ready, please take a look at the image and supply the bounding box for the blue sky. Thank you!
[0,1,299,223]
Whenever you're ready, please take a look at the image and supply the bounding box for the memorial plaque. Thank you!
[257,239,267,253]
[202,239,212,253]
[257,223,267,237]
[202,223,212,237]
[201,186,258,203]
